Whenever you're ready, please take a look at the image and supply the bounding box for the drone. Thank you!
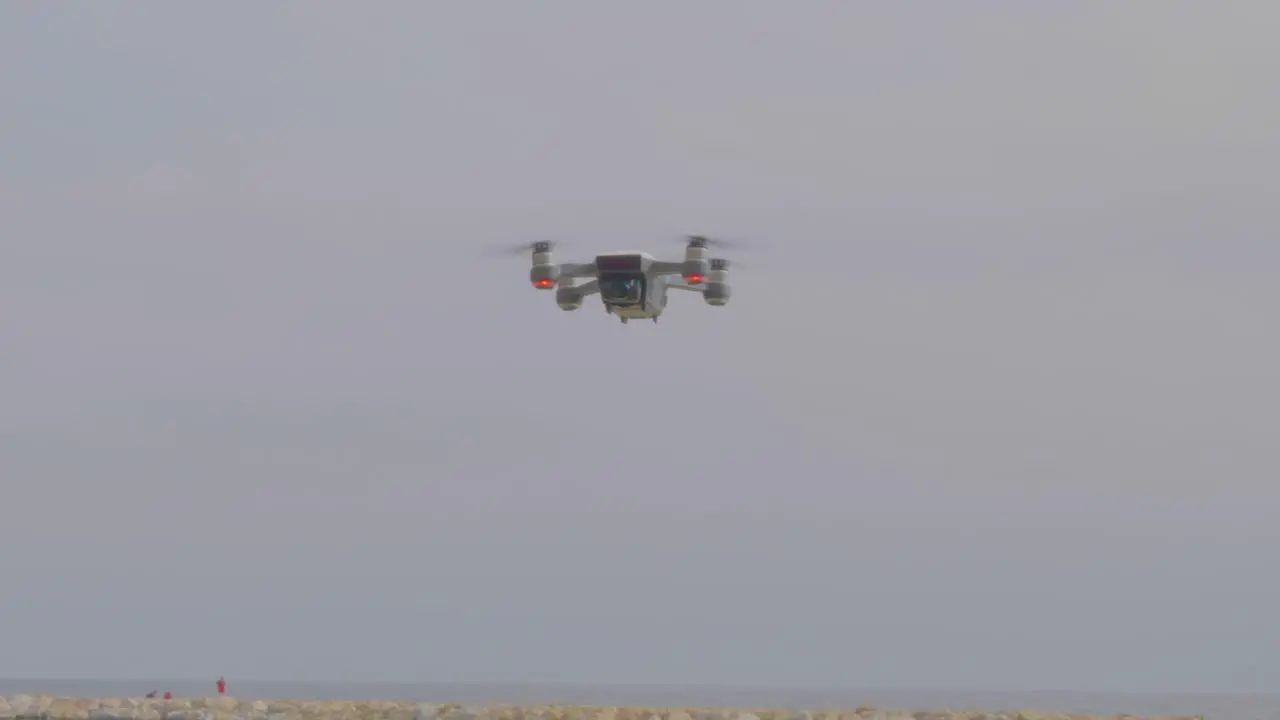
[503,235,740,324]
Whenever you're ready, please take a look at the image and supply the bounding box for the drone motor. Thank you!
[529,241,559,289]
[703,258,731,306]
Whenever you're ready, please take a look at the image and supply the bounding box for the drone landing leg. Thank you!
[652,317,658,324]
[620,317,628,324]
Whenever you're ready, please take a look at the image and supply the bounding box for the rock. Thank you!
[5,694,41,719]
[0,697,1204,720]
[43,700,85,720]
[438,707,479,720]
[414,705,444,720]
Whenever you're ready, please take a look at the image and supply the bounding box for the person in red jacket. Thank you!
[163,692,172,700]
[216,677,226,695]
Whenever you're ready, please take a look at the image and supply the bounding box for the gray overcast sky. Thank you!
[1,0,1277,695]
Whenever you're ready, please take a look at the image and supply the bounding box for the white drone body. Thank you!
[528,236,732,324]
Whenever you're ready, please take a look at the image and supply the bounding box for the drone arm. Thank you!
[664,278,704,292]
[558,263,598,279]
[569,279,600,296]
[649,261,685,276]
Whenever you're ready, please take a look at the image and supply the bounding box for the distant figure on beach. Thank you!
[216,676,226,695]
[163,692,172,700]
[145,691,157,699]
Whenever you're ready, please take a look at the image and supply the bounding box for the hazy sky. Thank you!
[2,0,1278,695]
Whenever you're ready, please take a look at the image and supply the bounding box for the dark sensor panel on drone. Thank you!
[595,254,643,272]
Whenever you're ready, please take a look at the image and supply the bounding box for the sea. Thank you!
[0,681,1277,720]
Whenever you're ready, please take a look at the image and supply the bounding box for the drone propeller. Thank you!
[708,257,747,271]
[483,240,562,257]
[682,234,751,251]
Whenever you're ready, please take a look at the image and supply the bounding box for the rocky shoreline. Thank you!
[0,696,1204,720]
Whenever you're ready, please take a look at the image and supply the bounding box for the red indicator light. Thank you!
[686,274,705,284]
[533,278,556,289]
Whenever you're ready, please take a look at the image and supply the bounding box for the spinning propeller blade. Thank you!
[706,258,749,272]
[682,234,749,270]
[683,234,751,250]
[483,240,561,257]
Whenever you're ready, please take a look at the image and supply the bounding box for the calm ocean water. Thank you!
[0,681,1276,720]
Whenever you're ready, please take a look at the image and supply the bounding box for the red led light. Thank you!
[533,278,556,289]
[686,274,705,284]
